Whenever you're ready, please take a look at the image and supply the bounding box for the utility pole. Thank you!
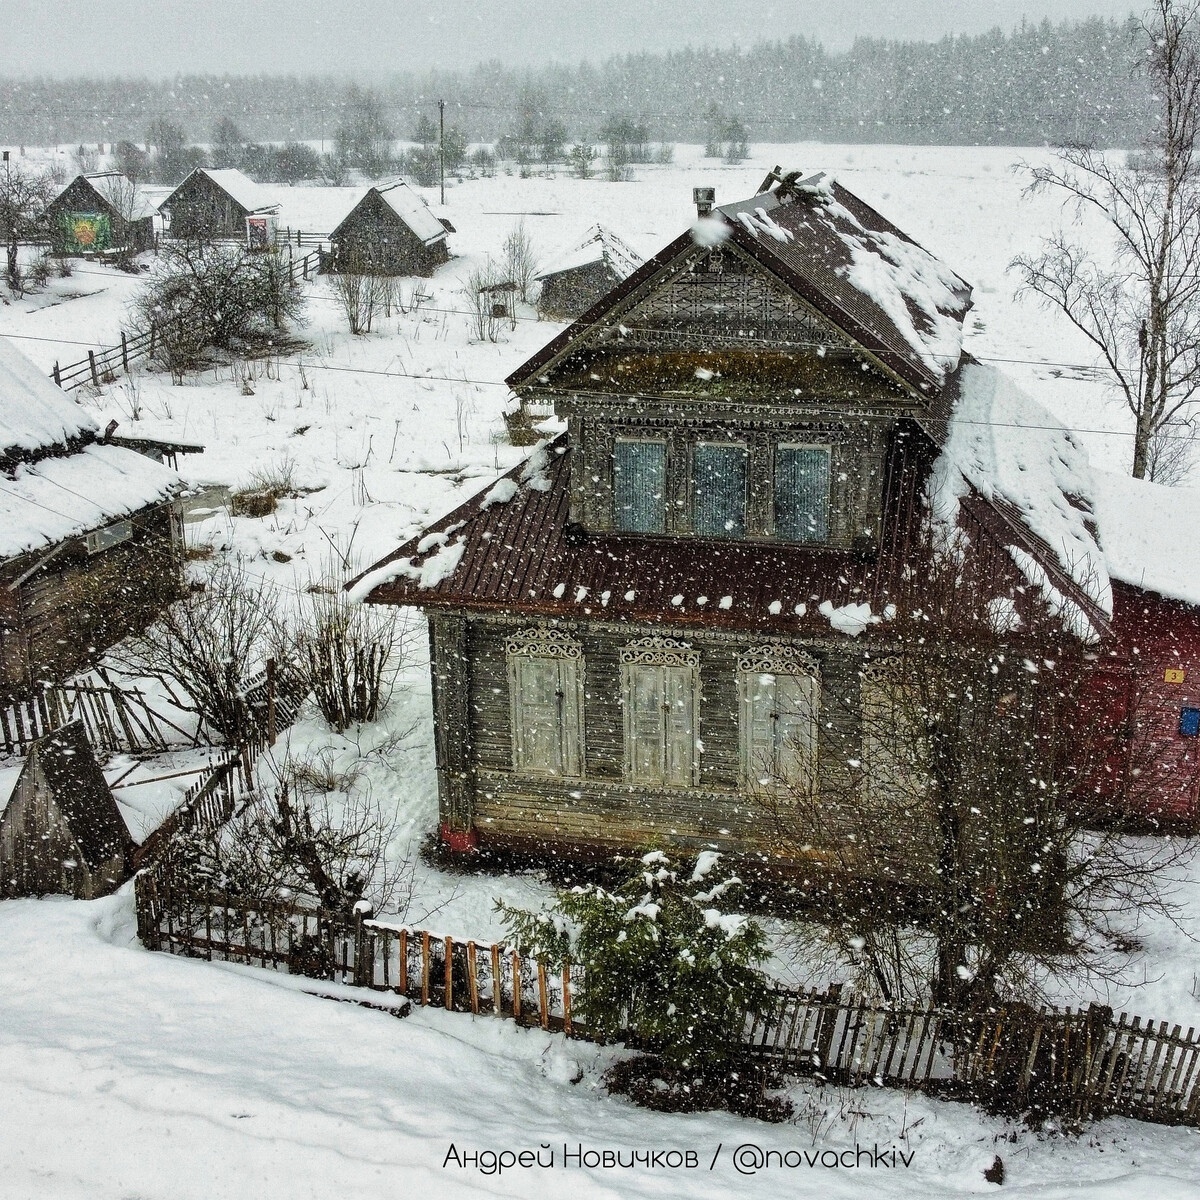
[439,98,445,206]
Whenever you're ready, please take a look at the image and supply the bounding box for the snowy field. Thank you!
[2,143,1200,1196]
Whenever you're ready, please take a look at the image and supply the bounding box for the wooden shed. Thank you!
[0,721,134,899]
[46,173,157,256]
[327,181,450,275]
[536,225,644,318]
[158,167,279,242]
[0,339,186,698]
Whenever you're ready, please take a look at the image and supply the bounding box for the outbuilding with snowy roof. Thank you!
[159,167,279,242]
[536,225,644,319]
[0,338,186,697]
[326,180,450,276]
[46,172,157,256]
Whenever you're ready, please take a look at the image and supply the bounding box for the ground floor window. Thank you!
[861,657,929,809]
[506,628,584,777]
[739,646,820,798]
[620,636,699,786]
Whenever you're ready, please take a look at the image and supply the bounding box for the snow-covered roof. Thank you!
[63,173,158,221]
[374,181,447,245]
[0,442,182,562]
[538,225,644,281]
[0,339,183,561]
[716,172,972,393]
[930,362,1112,637]
[168,168,278,215]
[0,336,97,461]
[1090,470,1200,607]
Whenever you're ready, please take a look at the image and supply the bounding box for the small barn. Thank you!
[0,339,186,697]
[536,225,644,318]
[158,167,279,242]
[327,181,450,275]
[0,721,135,899]
[45,172,157,256]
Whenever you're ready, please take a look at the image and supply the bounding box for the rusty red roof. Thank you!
[349,428,1054,639]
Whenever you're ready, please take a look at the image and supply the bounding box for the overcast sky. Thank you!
[1,0,1139,77]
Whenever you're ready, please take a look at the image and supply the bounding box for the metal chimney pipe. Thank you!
[693,186,715,218]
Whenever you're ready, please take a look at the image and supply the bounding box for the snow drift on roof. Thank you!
[75,173,158,221]
[930,362,1112,630]
[191,169,278,214]
[1089,470,1200,606]
[0,443,181,561]
[717,172,971,390]
[374,180,447,245]
[538,225,644,281]
[0,337,97,459]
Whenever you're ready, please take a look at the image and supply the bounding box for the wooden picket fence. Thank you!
[0,677,193,757]
[132,874,1200,1128]
[48,249,322,393]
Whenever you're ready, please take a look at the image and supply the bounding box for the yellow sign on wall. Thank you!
[1165,668,1186,684]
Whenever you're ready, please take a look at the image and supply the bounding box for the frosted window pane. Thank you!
[775,447,830,542]
[614,440,666,533]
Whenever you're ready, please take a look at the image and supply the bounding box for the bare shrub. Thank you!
[113,559,292,742]
[462,258,504,342]
[298,587,411,732]
[502,218,539,302]
[330,252,394,335]
[131,243,306,378]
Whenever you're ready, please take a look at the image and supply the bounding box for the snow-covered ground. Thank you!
[2,143,1200,1195]
[1,892,1197,1200]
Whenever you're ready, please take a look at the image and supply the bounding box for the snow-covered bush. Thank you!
[499,849,778,1112]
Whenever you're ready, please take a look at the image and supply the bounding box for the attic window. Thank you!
[1180,707,1200,737]
[85,520,132,556]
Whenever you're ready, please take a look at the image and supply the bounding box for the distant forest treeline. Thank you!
[0,16,1150,150]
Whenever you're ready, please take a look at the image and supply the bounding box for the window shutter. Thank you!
[560,658,583,776]
[507,628,584,778]
[514,656,562,772]
[775,447,830,542]
[775,672,818,793]
[861,661,927,809]
[745,672,779,787]
[693,443,748,538]
[614,440,667,533]
[628,664,666,783]
[662,665,695,786]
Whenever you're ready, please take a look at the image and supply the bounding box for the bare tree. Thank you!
[759,547,1193,1012]
[329,252,393,335]
[1014,0,1200,480]
[130,243,305,377]
[462,258,504,342]
[297,584,412,731]
[502,218,539,303]
[113,559,293,743]
[0,163,54,293]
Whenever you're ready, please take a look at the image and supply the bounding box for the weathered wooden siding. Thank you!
[46,177,154,254]
[453,613,931,876]
[329,192,448,276]
[163,174,249,240]
[0,505,180,697]
[0,766,124,899]
[537,261,622,319]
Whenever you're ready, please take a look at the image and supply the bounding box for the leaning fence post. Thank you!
[120,331,129,372]
[815,982,844,1073]
[52,361,61,387]
[265,657,277,745]
[88,349,100,387]
[352,901,374,987]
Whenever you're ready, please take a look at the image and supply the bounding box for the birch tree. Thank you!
[1014,0,1200,480]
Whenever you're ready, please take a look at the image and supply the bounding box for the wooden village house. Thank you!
[0,339,186,698]
[45,172,157,257]
[536,225,644,319]
[0,721,134,899]
[158,167,279,242]
[351,168,1200,882]
[326,181,450,275]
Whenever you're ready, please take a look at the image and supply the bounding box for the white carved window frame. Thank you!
[506,627,585,779]
[738,645,820,798]
[619,636,701,787]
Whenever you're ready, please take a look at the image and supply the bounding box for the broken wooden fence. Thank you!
[133,876,1200,1128]
[0,678,192,757]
